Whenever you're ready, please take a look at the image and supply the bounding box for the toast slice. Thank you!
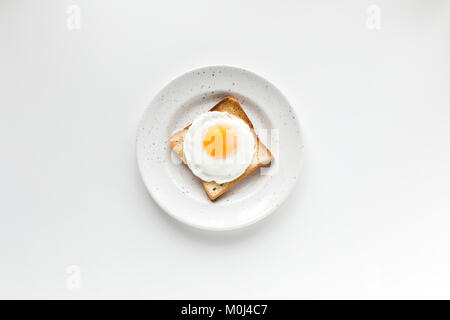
[169,96,274,200]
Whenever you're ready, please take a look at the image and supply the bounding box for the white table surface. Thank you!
[1,0,450,299]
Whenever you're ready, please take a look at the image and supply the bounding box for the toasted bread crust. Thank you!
[169,96,273,200]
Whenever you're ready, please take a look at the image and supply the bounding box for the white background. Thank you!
[1,0,449,299]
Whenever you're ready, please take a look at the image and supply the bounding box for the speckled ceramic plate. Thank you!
[137,66,303,231]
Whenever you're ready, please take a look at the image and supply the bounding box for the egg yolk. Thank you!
[203,125,237,159]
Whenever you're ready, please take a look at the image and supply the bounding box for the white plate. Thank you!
[137,66,303,231]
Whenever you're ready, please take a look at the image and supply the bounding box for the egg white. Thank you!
[183,111,255,184]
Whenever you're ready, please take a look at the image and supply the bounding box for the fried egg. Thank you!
[183,111,255,183]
